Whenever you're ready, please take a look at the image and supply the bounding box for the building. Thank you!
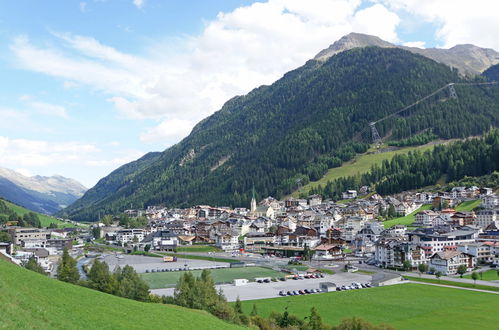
[475,209,499,229]
[458,243,494,264]
[429,251,475,275]
[371,273,404,287]
[116,229,145,246]
[313,244,344,260]
[413,210,439,228]
[408,228,478,257]
[8,228,51,246]
[142,230,179,251]
[215,232,239,252]
[342,190,358,200]
[482,195,499,209]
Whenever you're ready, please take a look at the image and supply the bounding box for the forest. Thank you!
[308,130,499,199]
[60,47,499,221]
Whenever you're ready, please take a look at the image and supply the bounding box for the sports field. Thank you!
[239,283,499,329]
[141,266,287,289]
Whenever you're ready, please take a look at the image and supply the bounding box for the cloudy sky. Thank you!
[0,0,498,188]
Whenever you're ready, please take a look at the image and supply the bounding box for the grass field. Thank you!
[291,144,437,198]
[0,260,240,329]
[463,269,499,281]
[176,245,221,253]
[383,204,433,228]
[1,198,77,228]
[405,276,499,292]
[141,266,287,289]
[239,283,499,329]
[455,199,481,212]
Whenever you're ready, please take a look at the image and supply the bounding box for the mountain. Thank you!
[62,45,499,221]
[315,33,499,76]
[0,260,240,329]
[0,167,86,215]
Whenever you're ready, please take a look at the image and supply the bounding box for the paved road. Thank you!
[408,281,499,295]
[400,272,499,287]
[151,271,372,301]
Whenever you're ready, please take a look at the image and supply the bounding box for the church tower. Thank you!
[250,186,257,214]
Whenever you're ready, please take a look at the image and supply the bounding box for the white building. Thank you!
[429,251,475,275]
[116,229,145,245]
[475,209,499,229]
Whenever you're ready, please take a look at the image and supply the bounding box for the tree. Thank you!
[402,260,412,271]
[0,231,11,243]
[24,257,46,275]
[144,244,151,252]
[92,226,101,239]
[479,272,483,280]
[87,260,117,294]
[456,264,467,278]
[306,307,328,330]
[57,247,80,284]
[101,215,113,226]
[471,271,478,286]
[429,267,436,274]
[418,263,428,277]
[114,265,150,301]
[435,271,442,282]
[234,297,243,314]
[303,244,312,261]
[250,303,258,316]
[48,223,58,229]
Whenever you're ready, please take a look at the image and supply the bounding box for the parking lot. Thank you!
[101,254,229,273]
[151,271,371,301]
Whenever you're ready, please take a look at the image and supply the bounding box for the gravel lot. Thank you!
[101,254,229,273]
[151,271,372,301]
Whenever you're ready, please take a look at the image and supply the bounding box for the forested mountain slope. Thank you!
[62,47,499,221]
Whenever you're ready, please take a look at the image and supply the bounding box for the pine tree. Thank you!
[57,247,80,284]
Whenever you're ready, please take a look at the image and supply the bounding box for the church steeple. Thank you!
[250,185,257,213]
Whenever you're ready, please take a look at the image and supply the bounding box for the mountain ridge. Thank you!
[314,32,499,76]
[0,166,87,214]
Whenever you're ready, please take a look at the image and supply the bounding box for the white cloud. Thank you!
[379,0,499,50]
[132,0,145,9]
[403,41,426,48]
[0,136,99,167]
[10,0,404,145]
[140,119,194,143]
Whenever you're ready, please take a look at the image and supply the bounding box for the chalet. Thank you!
[429,251,475,275]
[313,244,344,260]
[214,232,239,252]
[413,210,439,228]
[450,211,476,226]
[308,194,323,206]
[458,243,494,264]
[354,222,384,254]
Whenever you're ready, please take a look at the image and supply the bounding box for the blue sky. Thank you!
[0,0,497,188]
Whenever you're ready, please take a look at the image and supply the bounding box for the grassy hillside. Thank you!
[455,199,481,212]
[141,267,287,289]
[291,143,437,198]
[383,204,433,229]
[0,198,76,228]
[0,260,241,329]
[239,283,499,329]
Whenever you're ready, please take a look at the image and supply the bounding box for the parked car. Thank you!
[293,290,299,295]
[264,279,270,283]
[287,291,292,296]
[279,291,286,296]
[298,290,305,295]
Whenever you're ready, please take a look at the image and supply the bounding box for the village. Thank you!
[2,185,498,287]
